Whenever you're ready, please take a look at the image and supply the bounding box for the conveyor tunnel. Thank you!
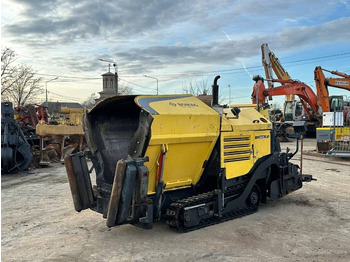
[84,95,147,185]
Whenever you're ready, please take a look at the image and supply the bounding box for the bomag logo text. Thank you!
[169,102,199,107]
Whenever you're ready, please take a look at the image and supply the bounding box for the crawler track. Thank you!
[166,184,258,232]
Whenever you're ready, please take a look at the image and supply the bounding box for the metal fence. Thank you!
[326,96,350,158]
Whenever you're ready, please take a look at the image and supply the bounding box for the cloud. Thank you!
[1,0,350,100]
[3,1,196,44]
[114,17,350,71]
[2,0,337,43]
[3,0,349,50]
[22,16,348,78]
[272,17,350,50]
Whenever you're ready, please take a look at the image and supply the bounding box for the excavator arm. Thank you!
[326,78,350,91]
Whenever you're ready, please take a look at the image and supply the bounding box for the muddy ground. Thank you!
[2,138,350,262]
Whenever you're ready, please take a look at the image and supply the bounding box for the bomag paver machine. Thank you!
[65,76,313,232]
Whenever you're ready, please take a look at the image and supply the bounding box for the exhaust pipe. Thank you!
[212,75,220,106]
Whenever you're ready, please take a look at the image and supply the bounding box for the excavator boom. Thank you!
[267,80,318,118]
[253,76,319,120]
[261,43,294,100]
[261,44,274,89]
[314,66,350,112]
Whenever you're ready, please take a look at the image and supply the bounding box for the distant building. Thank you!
[43,101,83,115]
[95,70,118,103]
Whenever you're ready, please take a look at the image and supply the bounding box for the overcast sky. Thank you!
[2,0,350,105]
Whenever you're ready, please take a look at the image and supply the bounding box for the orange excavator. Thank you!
[252,75,320,135]
[313,67,350,156]
[252,69,350,136]
[314,66,350,113]
[252,76,319,119]
[254,66,350,123]
[258,44,350,135]
[260,44,310,125]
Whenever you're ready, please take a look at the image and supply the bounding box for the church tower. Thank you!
[95,65,118,102]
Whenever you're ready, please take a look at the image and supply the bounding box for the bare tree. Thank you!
[1,47,43,106]
[182,78,210,96]
[181,78,226,104]
[1,47,17,95]
[82,93,99,109]
[83,85,133,109]
[118,84,133,95]
[7,64,43,107]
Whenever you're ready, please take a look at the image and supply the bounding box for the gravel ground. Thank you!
[2,138,350,262]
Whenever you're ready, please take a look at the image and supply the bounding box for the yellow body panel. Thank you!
[221,107,271,179]
[232,104,270,120]
[134,96,272,193]
[334,127,350,140]
[222,106,272,131]
[36,123,84,136]
[317,127,350,141]
[60,107,85,126]
[135,95,220,194]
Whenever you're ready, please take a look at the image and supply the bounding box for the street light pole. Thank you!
[228,84,231,105]
[143,75,159,95]
[45,77,58,107]
[99,58,118,95]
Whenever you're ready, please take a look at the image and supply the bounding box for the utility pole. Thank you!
[143,75,159,95]
[113,63,118,95]
[45,77,58,107]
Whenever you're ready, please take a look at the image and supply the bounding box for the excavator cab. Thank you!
[283,100,314,122]
[284,101,307,122]
[283,101,294,122]
[329,96,344,112]
[294,101,304,120]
